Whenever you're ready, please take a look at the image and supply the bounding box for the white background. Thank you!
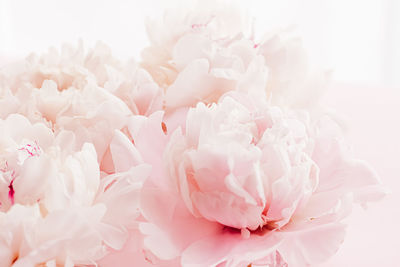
[1,0,399,87]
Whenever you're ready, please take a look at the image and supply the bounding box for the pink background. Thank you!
[319,83,400,267]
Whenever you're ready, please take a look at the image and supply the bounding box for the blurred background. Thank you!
[1,0,399,87]
[1,0,399,266]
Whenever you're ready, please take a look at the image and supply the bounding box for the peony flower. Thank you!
[0,41,164,121]
[0,42,164,169]
[141,0,328,113]
[0,41,167,267]
[0,114,150,266]
[130,95,384,266]
[255,27,330,108]
[141,0,268,111]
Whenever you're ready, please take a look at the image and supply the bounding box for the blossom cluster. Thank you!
[0,1,384,266]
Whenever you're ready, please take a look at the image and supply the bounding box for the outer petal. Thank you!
[96,164,151,227]
[278,221,347,266]
[110,130,144,173]
[14,155,56,205]
[313,132,386,205]
[98,230,181,267]
[181,231,282,267]
[165,59,235,109]
[140,186,221,261]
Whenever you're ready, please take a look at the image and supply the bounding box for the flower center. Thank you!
[18,141,41,158]
[8,178,15,205]
[0,161,16,205]
[16,140,42,166]
[0,141,42,207]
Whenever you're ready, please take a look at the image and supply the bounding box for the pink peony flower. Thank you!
[129,95,385,266]
[0,42,164,168]
[141,0,268,111]
[0,114,150,266]
[256,27,330,108]
[141,0,328,112]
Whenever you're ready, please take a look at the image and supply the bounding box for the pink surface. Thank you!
[319,83,400,267]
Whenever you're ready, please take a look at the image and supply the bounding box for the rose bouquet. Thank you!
[0,1,385,266]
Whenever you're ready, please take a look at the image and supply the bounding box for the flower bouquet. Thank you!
[0,1,385,266]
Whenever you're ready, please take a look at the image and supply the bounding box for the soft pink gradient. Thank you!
[319,83,400,267]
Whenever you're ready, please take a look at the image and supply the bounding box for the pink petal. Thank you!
[110,130,143,172]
